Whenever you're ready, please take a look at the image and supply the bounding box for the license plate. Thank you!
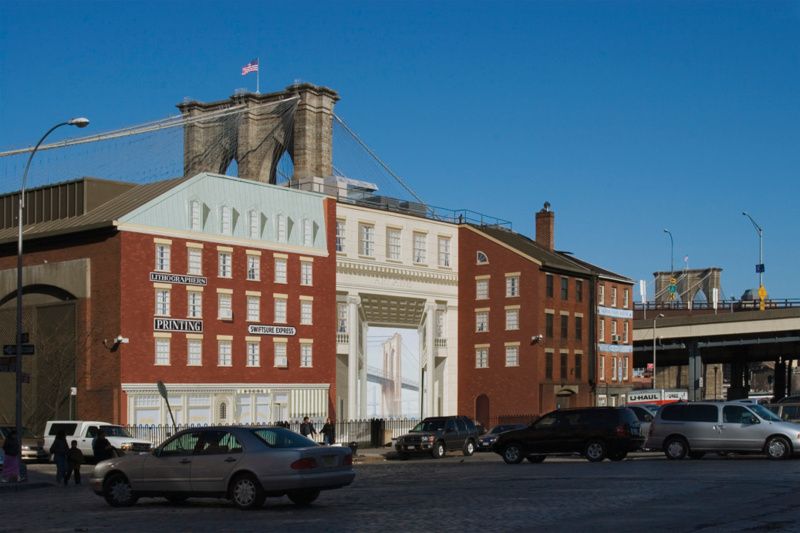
[322,455,337,466]
[407,445,415,450]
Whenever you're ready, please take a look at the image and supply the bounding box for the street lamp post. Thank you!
[742,212,765,309]
[652,313,664,389]
[15,118,89,456]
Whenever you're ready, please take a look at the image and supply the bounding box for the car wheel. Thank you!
[688,451,706,460]
[166,495,188,504]
[431,441,446,459]
[463,440,476,457]
[288,488,321,506]
[585,440,607,462]
[765,436,791,460]
[501,443,524,464]
[526,455,546,463]
[103,473,138,507]
[664,437,688,460]
[229,473,266,510]
[608,451,627,462]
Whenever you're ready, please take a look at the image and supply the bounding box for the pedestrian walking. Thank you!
[300,416,317,440]
[65,440,84,485]
[50,430,69,484]
[1,429,21,482]
[321,418,335,445]
[92,429,114,462]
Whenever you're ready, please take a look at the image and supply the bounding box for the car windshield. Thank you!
[0,427,37,439]
[251,427,318,448]
[749,404,783,422]
[100,426,133,438]
[411,420,445,432]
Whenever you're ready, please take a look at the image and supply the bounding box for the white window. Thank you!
[413,232,426,263]
[247,255,260,281]
[476,279,489,300]
[612,356,618,382]
[623,321,629,343]
[155,244,171,272]
[599,355,605,381]
[187,339,202,366]
[435,310,445,338]
[505,345,519,367]
[155,338,170,366]
[248,210,260,239]
[274,342,287,367]
[218,252,232,278]
[300,344,313,368]
[475,347,488,368]
[247,295,260,322]
[187,248,202,275]
[218,340,232,367]
[386,228,401,260]
[476,311,489,333]
[359,223,374,257]
[302,219,313,246]
[187,291,202,318]
[337,303,348,333]
[622,356,629,381]
[247,342,260,367]
[276,214,287,242]
[599,319,605,342]
[438,236,451,267]
[506,275,520,297]
[598,285,605,306]
[335,219,345,252]
[300,300,313,325]
[476,251,489,264]
[612,287,618,307]
[220,205,233,235]
[218,293,232,320]
[624,288,630,309]
[190,200,202,231]
[505,309,519,330]
[155,288,170,316]
[274,257,287,283]
[300,261,313,286]
[611,320,618,337]
[274,298,287,323]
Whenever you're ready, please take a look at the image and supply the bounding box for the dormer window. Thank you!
[276,214,287,242]
[220,206,232,235]
[189,200,202,231]
[302,218,313,246]
[248,210,260,239]
[476,251,489,264]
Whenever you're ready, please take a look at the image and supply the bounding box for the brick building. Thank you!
[0,172,337,428]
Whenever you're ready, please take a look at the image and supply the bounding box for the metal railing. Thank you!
[636,298,800,313]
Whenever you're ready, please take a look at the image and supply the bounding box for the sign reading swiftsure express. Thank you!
[154,318,204,332]
[248,325,297,336]
[149,272,208,286]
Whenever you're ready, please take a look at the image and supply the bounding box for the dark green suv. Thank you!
[394,416,480,459]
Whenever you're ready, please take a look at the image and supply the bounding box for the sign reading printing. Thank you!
[154,318,203,333]
[248,325,297,336]
[149,272,208,286]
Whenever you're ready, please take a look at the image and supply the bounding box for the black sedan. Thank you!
[476,424,526,451]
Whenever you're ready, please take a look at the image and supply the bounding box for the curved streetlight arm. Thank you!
[663,229,674,274]
[742,212,762,236]
[19,121,73,208]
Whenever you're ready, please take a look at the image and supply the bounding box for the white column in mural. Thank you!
[346,294,361,419]
[359,320,368,419]
[422,300,437,417]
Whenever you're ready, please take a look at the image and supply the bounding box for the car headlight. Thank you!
[120,443,133,451]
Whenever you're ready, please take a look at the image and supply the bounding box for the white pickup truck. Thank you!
[43,421,151,459]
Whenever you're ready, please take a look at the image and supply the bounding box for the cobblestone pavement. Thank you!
[5,453,800,532]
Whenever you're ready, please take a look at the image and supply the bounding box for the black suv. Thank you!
[493,407,643,464]
[394,416,480,459]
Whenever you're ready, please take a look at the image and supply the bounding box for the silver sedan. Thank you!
[91,426,355,509]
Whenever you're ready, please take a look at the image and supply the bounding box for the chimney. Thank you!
[535,201,554,250]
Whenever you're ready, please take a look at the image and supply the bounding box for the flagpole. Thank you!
[256,57,260,94]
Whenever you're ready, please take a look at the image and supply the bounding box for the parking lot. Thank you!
[3,452,800,532]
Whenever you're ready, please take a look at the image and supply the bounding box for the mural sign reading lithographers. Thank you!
[154,318,203,333]
[149,272,207,286]
[247,324,297,336]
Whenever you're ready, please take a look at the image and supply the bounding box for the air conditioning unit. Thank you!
[611,334,621,343]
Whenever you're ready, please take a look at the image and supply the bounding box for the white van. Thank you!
[43,421,151,459]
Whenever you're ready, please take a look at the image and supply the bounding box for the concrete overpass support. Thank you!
[774,359,787,401]
[687,341,704,401]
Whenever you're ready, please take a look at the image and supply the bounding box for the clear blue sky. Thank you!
[2,1,798,299]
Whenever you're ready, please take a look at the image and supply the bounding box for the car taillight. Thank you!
[343,454,353,466]
[616,424,629,437]
[291,457,319,470]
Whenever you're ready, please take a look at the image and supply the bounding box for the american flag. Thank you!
[242,58,259,76]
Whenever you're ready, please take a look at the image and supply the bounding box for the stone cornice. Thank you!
[122,382,330,394]
[337,258,458,286]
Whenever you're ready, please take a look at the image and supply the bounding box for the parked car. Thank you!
[766,403,800,423]
[646,401,800,460]
[0,426,48,462]
[91,425,355,509]
[394,416,480,458]
[493,407,643,464]
[44,421,151,459]
[477,424,526,452]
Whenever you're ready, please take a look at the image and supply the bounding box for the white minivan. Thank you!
[646,401,800,460]
[44,421,151,459]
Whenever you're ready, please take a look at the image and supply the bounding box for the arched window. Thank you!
[476,251,489,264]
[219,402,227,421]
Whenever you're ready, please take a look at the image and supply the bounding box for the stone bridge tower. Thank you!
[177,83,339,184]
[653,267,723,304]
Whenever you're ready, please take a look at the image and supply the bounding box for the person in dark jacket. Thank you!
[300,417,317,439]
[49,430,69,484]
[2,429,21,482]
[65,440,84,485]
[92,429,114,462]
[321,418,335,445]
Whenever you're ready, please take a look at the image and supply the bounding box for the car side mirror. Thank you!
[747,416,759,425]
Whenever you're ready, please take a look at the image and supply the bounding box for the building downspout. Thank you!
[588,274,598,405]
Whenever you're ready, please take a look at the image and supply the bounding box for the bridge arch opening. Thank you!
[366,326,420,418]
[0,283,78,308]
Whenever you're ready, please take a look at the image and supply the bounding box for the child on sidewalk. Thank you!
[65,440,84,486]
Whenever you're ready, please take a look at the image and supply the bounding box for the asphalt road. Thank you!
[4,452,800,532]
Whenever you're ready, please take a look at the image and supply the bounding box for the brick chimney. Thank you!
[535,202,554,250]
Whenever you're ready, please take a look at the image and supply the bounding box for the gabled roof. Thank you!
[469,224,593,276]
[555,253,633,284]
